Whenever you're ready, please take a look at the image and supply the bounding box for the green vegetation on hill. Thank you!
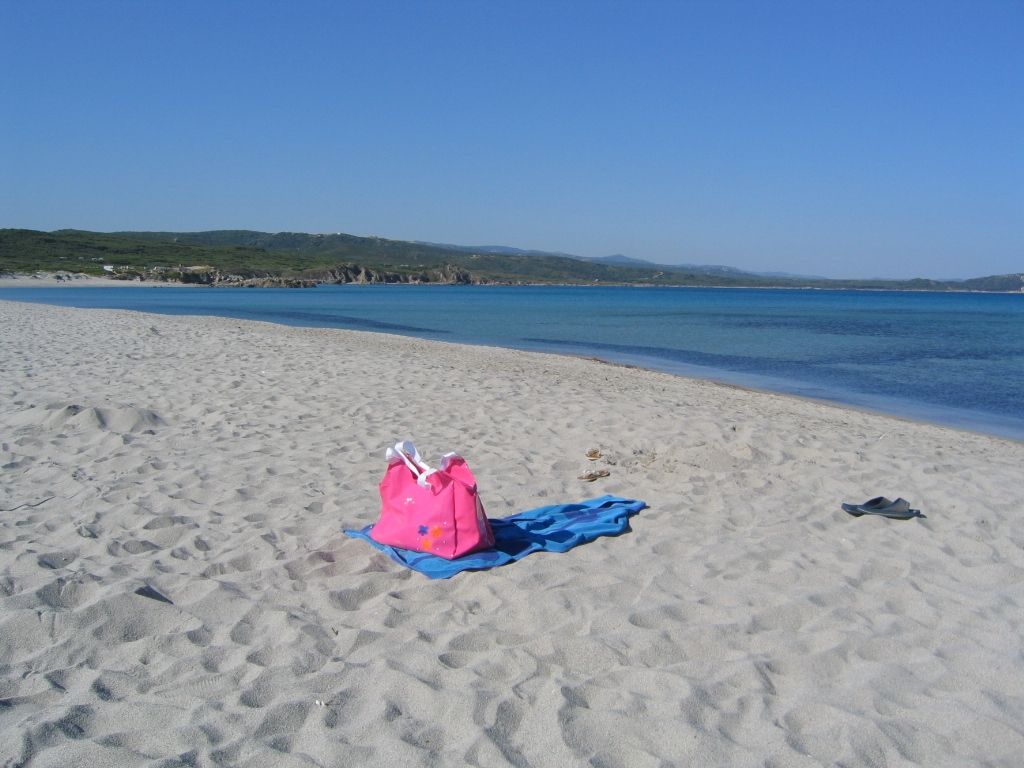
[1,228,1021,291]
[0,229,277,276]
[110,229,755,285]
[957,273,1024,292]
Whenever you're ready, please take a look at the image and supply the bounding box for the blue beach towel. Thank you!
[344,495,646,579]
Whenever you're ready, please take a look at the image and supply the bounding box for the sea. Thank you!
[3,284,1022,441]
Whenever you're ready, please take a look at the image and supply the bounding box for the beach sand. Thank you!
[2,299,1022,767]
[0,274,187,288]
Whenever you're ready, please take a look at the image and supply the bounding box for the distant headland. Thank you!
[1,228,1021,292]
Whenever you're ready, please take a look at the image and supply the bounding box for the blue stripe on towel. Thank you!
[343,495,646,579]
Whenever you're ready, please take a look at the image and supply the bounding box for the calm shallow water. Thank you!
[3,284,1023,440]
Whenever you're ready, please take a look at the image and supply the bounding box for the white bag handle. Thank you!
[386,440,435,488]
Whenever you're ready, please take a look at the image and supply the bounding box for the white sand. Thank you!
[0,273,187,288]
[1,299,1022,767]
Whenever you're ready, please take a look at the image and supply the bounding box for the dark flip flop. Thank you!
[842,497,922,519]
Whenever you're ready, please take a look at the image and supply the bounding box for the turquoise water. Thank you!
[3,284,1022,440]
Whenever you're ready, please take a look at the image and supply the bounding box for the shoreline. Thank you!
[2,270,1022,294]
[572,351,1024,446]
[1,288,1019,443]
[2,300,1024,765]
[4,297,1018,451]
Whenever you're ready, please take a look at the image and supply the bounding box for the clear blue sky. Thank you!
[2,1,1021,278]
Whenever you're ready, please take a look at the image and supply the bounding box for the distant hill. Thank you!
[577,255,829,280]
[579,254,753,277]
[420,242,752,276]
[415,241,582,260]
[581,254,659,267]
[1,228,1020,291]
[956,273,1024,292]
[754,270,829,280]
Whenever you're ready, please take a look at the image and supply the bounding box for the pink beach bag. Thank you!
[369,441,495,560]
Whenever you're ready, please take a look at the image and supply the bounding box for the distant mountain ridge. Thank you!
[1,228,1021,292]
[419,241,828,279]
[417,241,746,275]
[575,253,738,275]
[415,241,582,260]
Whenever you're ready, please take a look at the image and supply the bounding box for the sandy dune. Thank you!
[1,299,1022,767]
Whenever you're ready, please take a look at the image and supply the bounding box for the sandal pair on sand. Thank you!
[842,496,922,520]
[579,449,608,481]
